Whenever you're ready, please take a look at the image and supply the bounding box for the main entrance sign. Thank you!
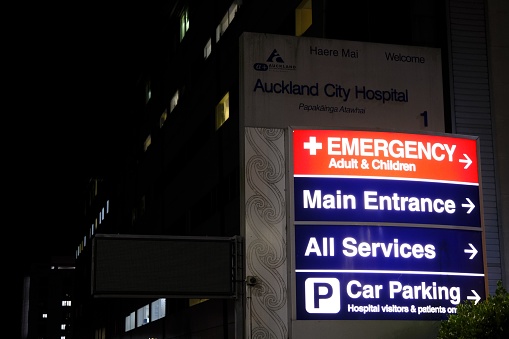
[294,177,480,227]
[292,128,486,321]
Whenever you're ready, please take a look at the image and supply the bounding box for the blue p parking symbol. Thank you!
[305,278,341,313]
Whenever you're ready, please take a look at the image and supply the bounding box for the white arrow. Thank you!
[459,154,472,169]
[467,290,481,304]
[464,243,478,259]
[462,198,475,214]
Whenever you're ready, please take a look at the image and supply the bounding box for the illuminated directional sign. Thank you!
[293,129,479,183]
[292,128,486,321]
[294,177,480,227]
[295,225,484,274]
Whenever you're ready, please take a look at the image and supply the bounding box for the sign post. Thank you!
[292,128,486,321]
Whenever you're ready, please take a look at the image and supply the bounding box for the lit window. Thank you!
[170,90,179,113]
[146,81,152,103]
[61,324,66,330]
[61,300,71,306]
[144,134,152,152]
[189,298,209,306]
[180,9,189,41]
[61,336,65,339]
[228,2,238,24]
[151,298,166,321]
[160,109,167,128]
[296,0,312,36]
[216,13,228,42]
[137,304,150,327]
[42,313,48,318]
[125,312,135,332]
[216,1,240,42]
[204,38,212,59]
[215,92,229,130]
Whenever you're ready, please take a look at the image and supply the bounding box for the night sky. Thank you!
[10,2,155,332]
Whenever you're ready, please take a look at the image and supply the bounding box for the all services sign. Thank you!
[291,128,487,321]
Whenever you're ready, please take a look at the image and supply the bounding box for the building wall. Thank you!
[448,0,505,293]
[487,0,509,291]
[22,259,75,339]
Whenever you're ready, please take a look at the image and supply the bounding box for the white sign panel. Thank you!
[240,33,444,132]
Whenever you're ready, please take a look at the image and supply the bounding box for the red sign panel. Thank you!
[293,129,479,184]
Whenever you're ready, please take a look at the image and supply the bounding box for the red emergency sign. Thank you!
[293,129,479,184]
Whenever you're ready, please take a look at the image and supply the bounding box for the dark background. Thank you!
[9,2,155,332]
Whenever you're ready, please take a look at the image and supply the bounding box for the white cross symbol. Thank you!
[303,136,322,155]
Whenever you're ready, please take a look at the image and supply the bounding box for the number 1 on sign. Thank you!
[420,111,428,127]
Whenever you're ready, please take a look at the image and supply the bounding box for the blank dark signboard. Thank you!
[92,234,239,298]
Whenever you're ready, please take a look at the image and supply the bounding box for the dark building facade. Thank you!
[69,0,507,338]
[21,257,75,339]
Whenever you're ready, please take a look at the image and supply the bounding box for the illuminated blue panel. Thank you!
[294,177,480,227]
[295,225,484,274]
[295,272,486,320]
